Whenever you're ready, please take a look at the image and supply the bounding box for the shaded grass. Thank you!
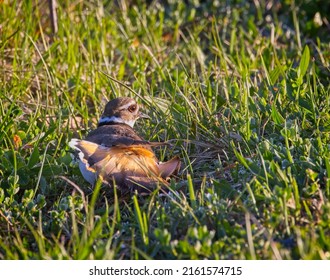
[0,0,329,259]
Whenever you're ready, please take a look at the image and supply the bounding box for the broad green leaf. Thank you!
[325,155,330,180]
[41,165,63,177]
[298,45,310,79]
[271,103,285,125]
[27,146,40,168]
[17,130,26,140]
[0,188,4,203]
[270,66,281,85]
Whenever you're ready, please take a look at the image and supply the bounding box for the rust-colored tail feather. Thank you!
[158,156,181,179]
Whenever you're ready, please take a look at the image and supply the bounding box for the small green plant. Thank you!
[0,0,329,260]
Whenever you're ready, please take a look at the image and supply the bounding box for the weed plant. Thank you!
[0,0,329,259]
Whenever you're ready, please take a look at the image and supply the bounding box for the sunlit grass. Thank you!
[0,0,329,260]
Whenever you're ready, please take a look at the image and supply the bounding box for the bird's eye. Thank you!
[128,105,137,113]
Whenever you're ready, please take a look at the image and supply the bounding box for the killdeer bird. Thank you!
[69,97,180,193]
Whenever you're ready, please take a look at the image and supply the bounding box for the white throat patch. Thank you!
[98,116,136,128]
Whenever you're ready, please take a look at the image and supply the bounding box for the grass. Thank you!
[0,0,329,260]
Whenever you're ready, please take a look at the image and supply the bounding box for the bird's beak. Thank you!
[139,112,150,119]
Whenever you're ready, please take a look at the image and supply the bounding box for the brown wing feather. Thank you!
[69,139,166,190]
